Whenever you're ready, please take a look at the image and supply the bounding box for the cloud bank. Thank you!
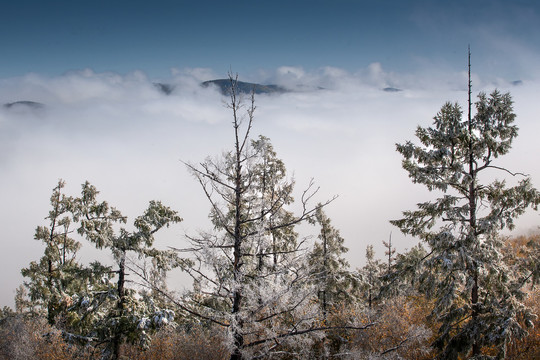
[2,64,539,307]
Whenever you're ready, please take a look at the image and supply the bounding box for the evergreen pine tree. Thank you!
[361,245,383,310]
[391,52,540,359]
[70,181,181,359]
[21,180,90,324]
[309,206,358,318]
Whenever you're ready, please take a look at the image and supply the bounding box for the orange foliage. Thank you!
[0,315,95,360]
[120,325,228,360]
[349,295,437,359]
[0,315,228,360]
[507,287,540,360]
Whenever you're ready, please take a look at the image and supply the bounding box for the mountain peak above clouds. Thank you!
[154,83,175,95]
[201,79,288,95]
[383,87,402,92]
[4,101,45,109]
[3,101,46,115]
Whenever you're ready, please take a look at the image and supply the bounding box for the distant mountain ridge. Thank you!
[154,83,175,95]
[201,79,288,95]
[3,100,45,109]
[2,79,526,107]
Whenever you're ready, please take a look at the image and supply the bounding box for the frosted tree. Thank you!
[68,181,182,360]
[21,180,100,324]
[382,232,396,274]
[391,53,540,359]
[250,135,299,273]
[309,207,358,318]
[361,245,383,310]
[308,207,360,358]
[179,74,367,360]
[383,243,429,298]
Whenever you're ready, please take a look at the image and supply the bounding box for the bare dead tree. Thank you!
[172,73,357,359]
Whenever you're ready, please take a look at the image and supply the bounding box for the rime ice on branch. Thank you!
[392,51,540,359]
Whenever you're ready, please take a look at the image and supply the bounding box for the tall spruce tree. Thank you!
[309,206,358,318]
[307,207,360,358]
[21,180,87,324]
[391,52,540,358]
[361,245,383,310]
[382,232,396,274]
[250,135,298,272]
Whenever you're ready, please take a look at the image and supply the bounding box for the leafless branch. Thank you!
[244,323,376,348]
[381,337,409,355]
[484,165,528,177]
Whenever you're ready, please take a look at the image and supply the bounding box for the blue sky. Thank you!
[2,0,540,307]
[2,0,539,80]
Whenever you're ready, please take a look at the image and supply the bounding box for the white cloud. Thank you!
[1,64,540,308]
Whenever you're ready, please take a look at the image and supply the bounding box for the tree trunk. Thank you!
[471,271,480,356]
[467,48,480,358]
[322,228,328,319]
[230,89,244,360]
[47,258,54,325]
[111,250,126,360]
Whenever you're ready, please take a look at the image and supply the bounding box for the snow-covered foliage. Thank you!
[309,207,360,312]
[20,180,182,360]
[20,180,90,324]
[181,75,352,359]
[359,245,385,310]
[392,62,540,359]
